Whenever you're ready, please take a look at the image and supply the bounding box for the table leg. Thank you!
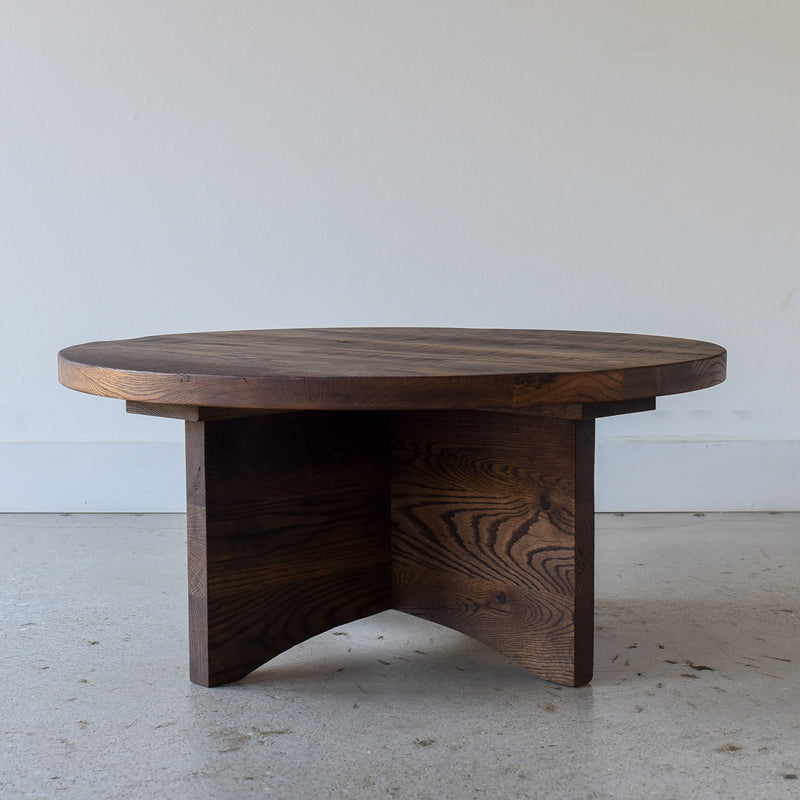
[185,412,392,686]
[391,411,595,687]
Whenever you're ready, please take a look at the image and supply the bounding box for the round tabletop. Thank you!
[58,328,726,410]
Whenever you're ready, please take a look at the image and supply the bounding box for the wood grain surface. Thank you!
[59,328,726,688]
[186,411,391,687]
[185,407,597,687]
[59,328,726,410]
[391,411,594,686]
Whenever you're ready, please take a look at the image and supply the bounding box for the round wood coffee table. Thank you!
[58,328,726,687]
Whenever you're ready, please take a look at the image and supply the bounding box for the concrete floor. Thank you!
[1,513,799,800]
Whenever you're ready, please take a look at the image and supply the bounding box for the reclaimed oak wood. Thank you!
[57,328,726,689]
[187,411,391,686]
[59,328,726,410]
[391,411,594,686]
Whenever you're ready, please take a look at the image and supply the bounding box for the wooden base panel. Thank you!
[184,409,595,688]
[186,412,392,686]
[391,411,595,687]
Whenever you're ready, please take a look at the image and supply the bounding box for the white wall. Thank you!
[1,2,798,511]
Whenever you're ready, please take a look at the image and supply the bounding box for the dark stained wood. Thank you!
[59,328,726,410]
[582,397,656,419]
[186,411,391,686]
[126,401,283,422]
[490,397,656,420]
[58,328,726,689]
[127,397,656,423]
[391,411,594,686]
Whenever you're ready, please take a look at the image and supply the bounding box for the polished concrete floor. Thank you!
[2,512,799,799]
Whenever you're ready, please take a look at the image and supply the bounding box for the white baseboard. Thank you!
[0,442,186,513]
[1,439,798,513]
[596,438,800,512]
